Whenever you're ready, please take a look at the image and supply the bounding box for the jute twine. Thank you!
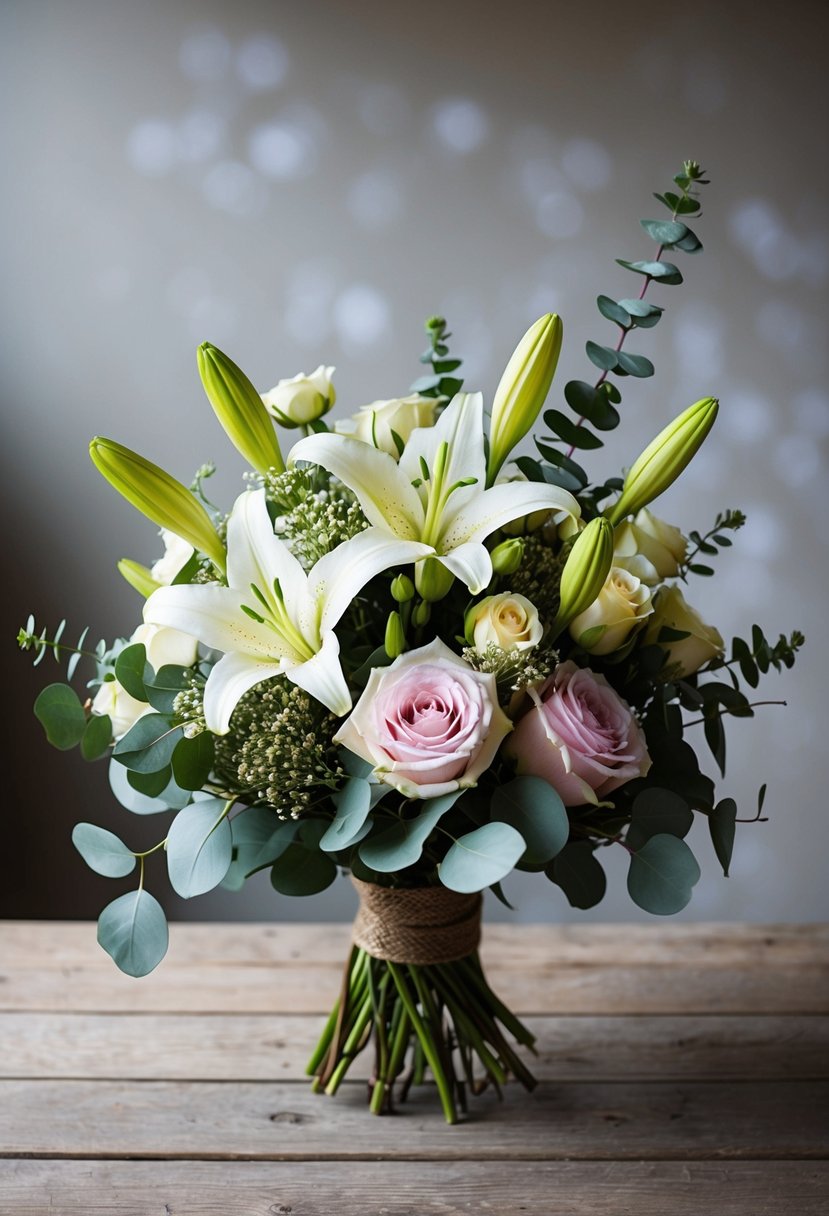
[351,876,482,965]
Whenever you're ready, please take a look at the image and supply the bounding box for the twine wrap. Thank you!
[351,877,482,965]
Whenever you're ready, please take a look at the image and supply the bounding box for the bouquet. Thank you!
[19,161,802,1124]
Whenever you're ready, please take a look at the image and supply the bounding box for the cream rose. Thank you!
[569,566,653,655]
[90,678,149,741]
[262,365,335,427]
[334,638,512,799]
[614,508,687,585]
[466,593,542,652]
[644,585,724,676]
[504,661,651,805]
[343,394,438,458]
[90,623,199,741]
[150,529,194,586]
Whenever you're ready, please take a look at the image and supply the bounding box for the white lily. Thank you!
[289,392,580,594]
[143,488,431,732]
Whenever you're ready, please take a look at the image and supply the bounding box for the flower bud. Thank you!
[415,556,455,602]
[490,538,524,577]
[606,398,718,526]
[117,559,161,599]
[412,599,432,627]
[90,438,226,572]
[198,342,285,474]
[384,610,406,659]
[262,365,336,429]
[391,573,415,603]
[550,516,614,637]
[487,313,563,484]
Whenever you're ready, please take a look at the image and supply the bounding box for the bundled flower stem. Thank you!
[307,947,536,1123]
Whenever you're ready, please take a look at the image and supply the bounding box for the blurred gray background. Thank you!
[2,0,827,925]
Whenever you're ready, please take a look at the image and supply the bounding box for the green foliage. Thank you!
[114,643,152,700]
[439,822,526,893]
[97,889,169,977]
[113,713,184,774]
[171,731,214,791]
[547,841,607,909]
[34,684,87,750]
[709,797,737,876]
[81,713,113,761]
[410,316,464,400]
[359,796,461,873]
[625,788,693,850]
[72,823,136,879]
[222,808,296,889]
[108,757,192,815]
[490,776,568,865]
[145,665,192,713]
[627,834,701,914]
[270,820,337,896]
[166,798,232,898]
[320,777,373,852]
[17,615,95,681]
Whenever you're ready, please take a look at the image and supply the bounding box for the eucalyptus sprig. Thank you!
[679,508,746,578]
[17,615,100,680]
[410,315,464,401]
[534,160,711,494]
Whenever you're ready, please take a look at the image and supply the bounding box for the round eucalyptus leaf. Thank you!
[72,822,136,878]
[97,889,169,977]
[627,834,701,915]
[359,800,449,873]
[171,731,214,791]
[114,643,151,701]
[166,798,232,898]
[112,713,184,774]
[270,843,337,896]
[439,822,526,894]
[81,712,113,761]
[320,778,372,852]
[491,776,568,865]
[547,841,607,909]
[626,788,693,851]
[109,758,191,815]
[34,683,87,750]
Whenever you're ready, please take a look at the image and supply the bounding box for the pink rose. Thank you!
[334,638,512,799]
[505,661,650,806]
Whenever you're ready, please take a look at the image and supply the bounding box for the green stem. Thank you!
[387,962,458,1125]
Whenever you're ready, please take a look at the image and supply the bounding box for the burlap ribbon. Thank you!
[351,876,482,965]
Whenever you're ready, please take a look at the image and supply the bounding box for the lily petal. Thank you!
[436,541,493,595]
[310,527,433,631]
[289,432,424,539]
[226,488,310,611]
[285,629,353,716]
[399,391,486,515]
[442,482,580,549]
[204,651,284,735]
[144,584,281,657]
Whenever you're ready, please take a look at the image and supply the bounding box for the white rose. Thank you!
[467,593,542,652]
[130,622,198,670]
[570,566,653,655]
[644,585,724,676]
[344,394,438,458]
[91,678,148,741]
[261,365,336,427]
[150,529,194,586]
[614,508,687,585]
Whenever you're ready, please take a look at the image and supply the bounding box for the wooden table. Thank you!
[1,922,827,1214]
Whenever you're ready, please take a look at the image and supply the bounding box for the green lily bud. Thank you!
[384,610,406,659]
[412,599,432,628]
[197,342,285,475]
[606,398,719,526]
[90,438,226,572]
[117,559,161,599]
[490,537,524,577]
[550,517,614,637]
[487,313,563,484]
[415,556,455,602]
[391,573,415,603]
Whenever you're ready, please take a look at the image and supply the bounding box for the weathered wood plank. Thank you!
[1,959,826,1014]
[3,1159,829,1216]
[0,1079,825,1159]
[2,1012,826,1082]
[3,920,825,968]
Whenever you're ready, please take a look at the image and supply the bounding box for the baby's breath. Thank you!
[251,467,367,569]
[213,676,342,819]
[462,642,555,696]
[172,677,207,737]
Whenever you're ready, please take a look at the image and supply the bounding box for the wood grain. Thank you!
[1,1078,826,1160]
[2,1011,825,1081]
[4,1160,829,1216]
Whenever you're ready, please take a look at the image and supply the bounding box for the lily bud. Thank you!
[197,342,285,474]
[415,556,455,602]
[117,559,161,599]
[412,599,432,628]
[90,438,226,572]
[606,398,718,526]
[391,573,415,603]
[487,313,563,484]
[490,537,524,577]
[384,611,406,659]
[550,517,614,637]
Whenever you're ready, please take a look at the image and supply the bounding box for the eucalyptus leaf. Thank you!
[72,823,136,878]
[491,776,569,864]
[439,822,525,893]
[270,838,337,896]
[359,800,450,873]
[97,889,168,977]
[626,787,693,851]
[543,410,603,450]
[34,683,87,750]
[627,834,701,915]
[640,218,689,245]
[596,295,631,327]
[128,767,172,797]
[616,351,654,378]
[109,757,192,815]
[320,778,373,852]
[113,713,184,774]
[616,259,684,285]
[547,841,606,909]
[166,797,232,898]
[171,731,214,791]
[709,797,737,876]
[585,341,619,371]
[144,664,192,714]
[114,644,152,701]
[81,712,112,761]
